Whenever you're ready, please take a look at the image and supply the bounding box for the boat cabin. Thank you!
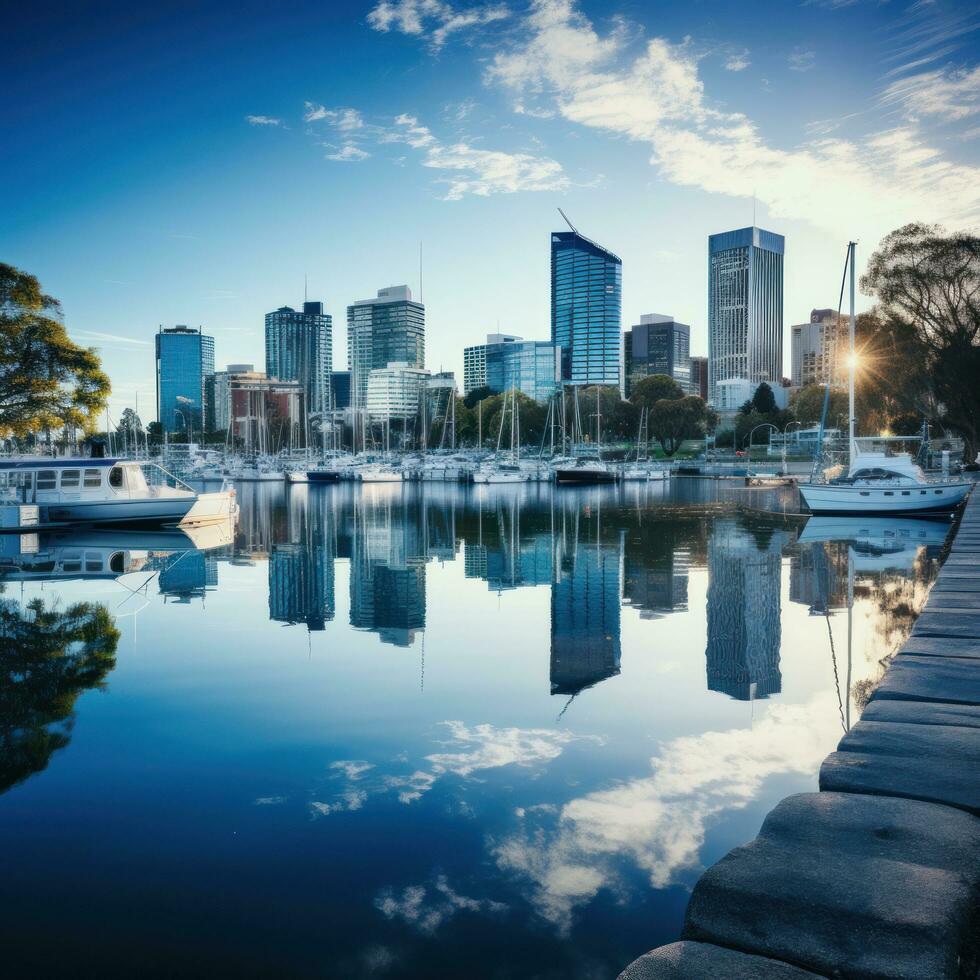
[0,459,159,504]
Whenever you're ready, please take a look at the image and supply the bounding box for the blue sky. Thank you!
[3,0,979,421]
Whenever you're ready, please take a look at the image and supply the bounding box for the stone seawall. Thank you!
[619,489,980,980]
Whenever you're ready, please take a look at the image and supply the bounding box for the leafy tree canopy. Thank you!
[0,263,111,437]
[751,381,777,415]
[649,395,708,456]
[629,374,684,410]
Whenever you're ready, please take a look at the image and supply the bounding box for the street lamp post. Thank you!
[744,423,778,458]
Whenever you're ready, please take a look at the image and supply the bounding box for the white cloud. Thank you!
[330,760,375,780]
[245,115,282,126]
[492,696,840,933]
[253,796,286,805]
[305,103,365,130]
[326,143,371,162]
[375,874,506,934]
[787,48,816,72]
[368,0,510,49]
[724,48,750,72]
[72,330,151,347]
[425,720,577,776]
[480,0,980,236]
[881,64,980,121]
[382,113,569,198]
[310,789,369,817]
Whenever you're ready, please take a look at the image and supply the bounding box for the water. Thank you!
[0,480,943,978]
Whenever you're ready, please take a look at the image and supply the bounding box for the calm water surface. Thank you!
[0,480,943,978]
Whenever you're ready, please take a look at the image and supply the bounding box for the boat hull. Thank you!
[555,468,617,485]
[45,496,197,526]
[799,481,971,515]
[307,471,341,483]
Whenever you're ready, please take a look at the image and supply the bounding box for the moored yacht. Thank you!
[799,241,971,517]
[555,459,617,485]
[0,458,236,526]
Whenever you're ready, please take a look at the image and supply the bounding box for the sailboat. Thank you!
[798,242,971,516]
[555,387,616,484]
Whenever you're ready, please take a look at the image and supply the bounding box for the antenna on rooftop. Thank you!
[752,191,757,227]
[304,274,308,303]
[419,240,423,303]
[557,207,578,234]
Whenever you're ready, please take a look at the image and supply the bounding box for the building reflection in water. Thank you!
[705,519,787,701]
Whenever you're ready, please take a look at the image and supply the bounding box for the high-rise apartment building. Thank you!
[208,363,254,433]
[330,370,352,411]
[551,229,622,387]
[366,363,429,421]
[707,226,784,405]
[347,285,425,409]
[623,314,691,398]
[265,302,332,417]
[463,332,520,395]
[791,308,846,388]
[155,325,215,434]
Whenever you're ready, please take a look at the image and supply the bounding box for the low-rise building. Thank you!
[366,363,429,421]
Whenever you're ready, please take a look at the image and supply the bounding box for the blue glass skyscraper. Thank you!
[551,229,622,387]
[155,325,215,434]
[485,338,560,403]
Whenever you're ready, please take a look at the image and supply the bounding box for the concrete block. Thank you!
[912,613,980,638]
[862,698,980,728]
[683,793,980,980]
[618,942,821,979]
[900,635,980,659]
[877,653,980,703]
[925,593,980,609]
[820,719,980,814]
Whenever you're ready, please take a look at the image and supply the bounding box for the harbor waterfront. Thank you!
[0,479,955,978]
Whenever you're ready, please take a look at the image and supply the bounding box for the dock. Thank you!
[620,488,980,980]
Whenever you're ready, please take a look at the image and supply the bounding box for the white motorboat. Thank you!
[0,458,236,526]
[473,463,527,484]
[555,460,617,485]
[285,470,309,484]
[621,463,669,482]
[799,241,971,516]
[359,465,403,483]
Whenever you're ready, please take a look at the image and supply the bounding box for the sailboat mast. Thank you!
[848,241,856,461]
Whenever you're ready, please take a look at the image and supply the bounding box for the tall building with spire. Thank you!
[707,226,784,405]
[551,225,622,387]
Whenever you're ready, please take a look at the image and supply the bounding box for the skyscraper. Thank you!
[689,356,709,401]
[264,302,332,417]
[707,226,784,405]
[347,285,425,409]
[551,228,622,387]
[623,314,691,397]
[155,325,215,434]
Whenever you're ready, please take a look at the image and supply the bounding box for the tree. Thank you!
[118,408,143,436]
[649,395,708,455]
[629,374,685,411]
[751,382,777,415]
[791,384,848,428]
[861,223,980,459]
[0,263,111,437]
[0,598,119,795]
[463,385,492,409]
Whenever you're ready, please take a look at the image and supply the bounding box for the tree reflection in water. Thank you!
[0,597,119,795]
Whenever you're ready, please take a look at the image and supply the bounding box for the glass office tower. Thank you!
[347,286,425,409]
[485,339,561,403]
[551,230,622,387]
[623,314,691,397]
[707,226,784,405]
[265,302,333,417]
[155,325,215,434]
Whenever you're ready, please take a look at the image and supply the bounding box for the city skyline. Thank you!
[4,0,979,421]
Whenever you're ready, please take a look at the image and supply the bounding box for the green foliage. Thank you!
[649,395,708,456]
[0,263,111,437]
[791,384,848,427]
[629,374,684,410]
[751,382,777,415]
[861,223,980,458]
[0,598,119,795]
[462,386,492,409]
